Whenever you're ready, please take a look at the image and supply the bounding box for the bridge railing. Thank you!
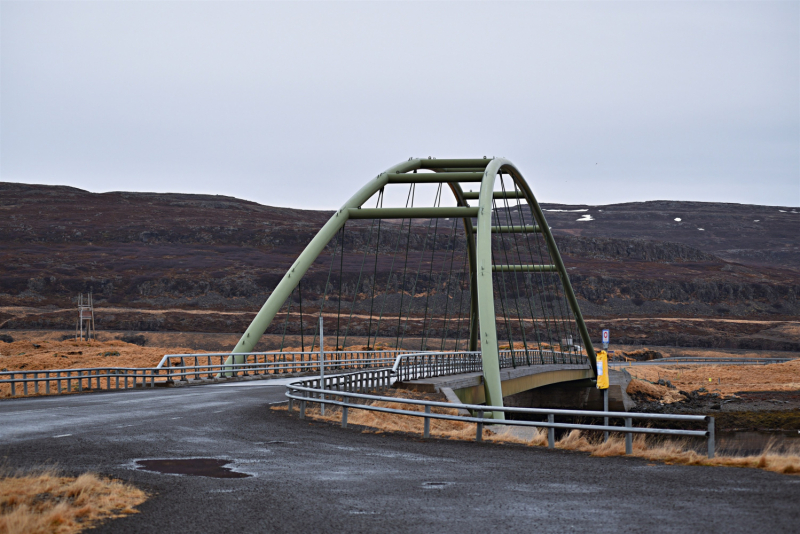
[0,350,408,399]
[1,347,594,399]
[499,349,589,367]
[285,369,716,458]
[391,352,483,381]
[391,349,590,383]
[157,349,408,375]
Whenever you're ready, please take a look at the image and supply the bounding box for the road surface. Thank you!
[1,381,798,533]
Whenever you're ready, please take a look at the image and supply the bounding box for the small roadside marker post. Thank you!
[320,316,325,416]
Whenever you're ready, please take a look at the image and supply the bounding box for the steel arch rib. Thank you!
[229,159,416,360]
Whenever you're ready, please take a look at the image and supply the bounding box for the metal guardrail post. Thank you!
[23,373,28,396]
[625,417,633,455]
[342,397,349,428]
[320,316,325,417]
[603,389,609,442]
[300,390,306,419]
[707,418,715,459]
[11,375,15,397]
[424,405,431,438]
[548,414,555,448]
[46,372,50,395]
[476,410,484,442]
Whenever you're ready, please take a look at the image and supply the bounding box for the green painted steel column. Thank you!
[475,158,506,420]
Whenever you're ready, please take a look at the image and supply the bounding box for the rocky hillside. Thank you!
[1,183,798,350]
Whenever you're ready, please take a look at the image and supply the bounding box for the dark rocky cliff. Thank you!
[1,183,798,351]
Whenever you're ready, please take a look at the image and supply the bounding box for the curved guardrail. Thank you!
[284,369,716,458]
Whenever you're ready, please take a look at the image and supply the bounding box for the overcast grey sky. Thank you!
[1,1,798,209]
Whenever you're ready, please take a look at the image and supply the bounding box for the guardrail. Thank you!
[392,351,482,381]
[284,369,716,458]
[391,349,590,382]
[610,356,796,367]
[0,350,407,399]
[499,348,588,367]
[156,349,409,371]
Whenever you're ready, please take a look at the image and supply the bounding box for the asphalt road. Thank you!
[2,381,799,533]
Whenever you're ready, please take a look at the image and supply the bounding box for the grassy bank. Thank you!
[0,470,147,534]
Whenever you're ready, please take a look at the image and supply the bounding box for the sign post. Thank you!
[601,328,610,350]
[319,316,325,416]
[596,349,609,441]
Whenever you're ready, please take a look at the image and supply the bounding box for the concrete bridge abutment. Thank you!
[395,366,634,412]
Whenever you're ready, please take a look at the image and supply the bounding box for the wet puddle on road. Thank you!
[135,458,251,478]
[422,482,451,489]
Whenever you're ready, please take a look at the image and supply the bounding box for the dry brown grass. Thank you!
[0,470,147,534]
[0,339,205,397]
[277,389,800,476]
[0,339,195,372]
[624,359,800,396]
[626,378,686,403]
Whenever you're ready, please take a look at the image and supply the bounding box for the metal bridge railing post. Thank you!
[603,389,609,442]
[548,414,555,448]
[625,417,633,455]
[707,417,715,459]
[424,405,431,438]
[476,410,484,442]
[300,390,307,420]
[342,397,349,428]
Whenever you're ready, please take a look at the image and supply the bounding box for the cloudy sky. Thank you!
[1,1,798,209]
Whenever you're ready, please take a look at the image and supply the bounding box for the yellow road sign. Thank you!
[596,350,609,389]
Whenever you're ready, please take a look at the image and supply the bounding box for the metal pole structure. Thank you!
[474,158,507,420]
[603,389,609,442]
[320,315,325,417]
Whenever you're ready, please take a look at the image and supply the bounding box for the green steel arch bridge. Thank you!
[231,157,598,418]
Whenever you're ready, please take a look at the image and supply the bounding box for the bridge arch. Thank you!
[233,158,597,417]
